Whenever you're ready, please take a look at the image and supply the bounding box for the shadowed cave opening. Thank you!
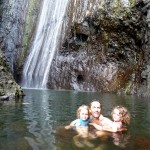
[76,33,88,42]
[77,74,84,83]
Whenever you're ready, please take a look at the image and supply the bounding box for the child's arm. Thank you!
[102,122,123,132]
[65,125,72,129]
[102,125,117,132]
[89,122,119,132]
[90,121,127,133]
[65,120,76,130]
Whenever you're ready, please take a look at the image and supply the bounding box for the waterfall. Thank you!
[22,0,101,89]
[22,0,69,88]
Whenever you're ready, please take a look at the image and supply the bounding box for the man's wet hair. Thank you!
[90,99,102,108]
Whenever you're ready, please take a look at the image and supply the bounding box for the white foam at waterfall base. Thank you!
[22,0,69,89]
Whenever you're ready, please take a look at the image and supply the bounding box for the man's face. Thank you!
[90,101,101,118]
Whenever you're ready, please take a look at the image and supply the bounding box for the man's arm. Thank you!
[100,115,113,126]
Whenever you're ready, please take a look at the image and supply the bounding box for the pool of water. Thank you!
[0,89,150,150]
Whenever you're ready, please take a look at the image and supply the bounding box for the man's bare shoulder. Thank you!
[100,115,113,126]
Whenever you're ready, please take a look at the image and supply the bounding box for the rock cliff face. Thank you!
[0,49,24,104]
[0,0,28,73]
[47,0,150,96]
[0,0,41,104]
[0,0,26,104]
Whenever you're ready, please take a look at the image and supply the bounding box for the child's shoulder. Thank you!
[72,118,80,123]
[112,121,122,129]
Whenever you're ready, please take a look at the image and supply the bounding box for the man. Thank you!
[90,100,112,126]
[88,100,113,139]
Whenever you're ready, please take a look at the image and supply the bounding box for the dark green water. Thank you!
[0,89,150,150]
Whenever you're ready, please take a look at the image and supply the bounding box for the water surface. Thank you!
[0,89,150,150]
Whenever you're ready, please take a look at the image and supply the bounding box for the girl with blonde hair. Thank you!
[65,105,93,148]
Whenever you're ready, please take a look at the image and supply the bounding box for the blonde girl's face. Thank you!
[113,108,122,122]
[80,108,89,120]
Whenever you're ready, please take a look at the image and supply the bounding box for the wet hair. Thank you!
[76,105,90,119]
[90,100,102,109]
[111,106,131,125]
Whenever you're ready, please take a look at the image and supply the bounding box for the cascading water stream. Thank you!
[22,0,69,88]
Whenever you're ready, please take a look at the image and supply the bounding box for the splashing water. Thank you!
[22,0,69,88]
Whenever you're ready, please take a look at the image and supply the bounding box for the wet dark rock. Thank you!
[0,0,42,104]
[0,95,9,101]
[0,49,24,104]
[47,0,150,96]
